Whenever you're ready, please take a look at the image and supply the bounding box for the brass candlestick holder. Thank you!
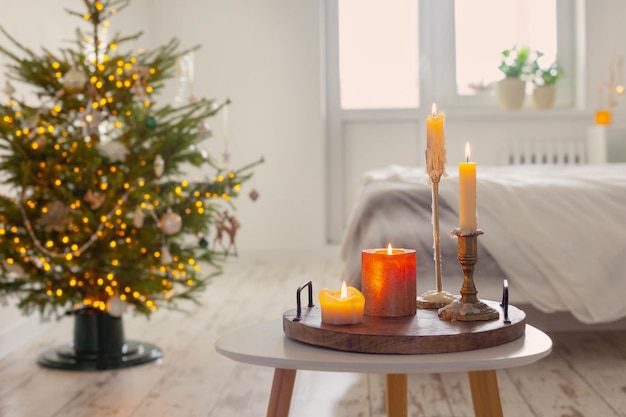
[438,228,499,321]
[417,173,456,309]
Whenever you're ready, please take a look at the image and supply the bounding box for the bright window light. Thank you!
[338,0,419,109]
[455,0,557,95]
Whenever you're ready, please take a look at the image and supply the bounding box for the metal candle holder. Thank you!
[417,173,456,309]
[438,229,499,321]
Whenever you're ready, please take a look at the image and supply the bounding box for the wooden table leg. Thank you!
[386,373,408,417]
[468,370,504,417]
[266,368,297,417]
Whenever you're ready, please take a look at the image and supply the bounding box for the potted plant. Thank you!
[530,52,563,109]
[496,46,531,110]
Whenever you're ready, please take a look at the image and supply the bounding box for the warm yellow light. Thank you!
[65,253,73,261]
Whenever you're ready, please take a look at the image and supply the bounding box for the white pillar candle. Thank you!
[459,142,477,233]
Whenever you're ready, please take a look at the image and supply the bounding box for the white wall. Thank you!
[142,0,327,256]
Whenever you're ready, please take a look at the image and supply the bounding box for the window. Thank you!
[334,0,579,110]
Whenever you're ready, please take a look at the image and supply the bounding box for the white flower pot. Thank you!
[496,78,526,110]
[532,85,557,109]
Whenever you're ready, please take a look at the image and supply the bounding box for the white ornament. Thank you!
[2,259,24,274]
[154,155,164,177]
[63,67,88,93]
[160,245,173,265]
[133,209,145,228]
[160,210,182,235]
[106,296,127,317]
[97,140,129,163]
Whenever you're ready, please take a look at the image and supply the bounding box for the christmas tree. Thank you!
[0,0,261,319]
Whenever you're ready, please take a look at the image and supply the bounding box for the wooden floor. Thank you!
[0,257,625,417]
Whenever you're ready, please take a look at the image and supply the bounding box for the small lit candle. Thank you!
[425,103,447,179]
[361,244,417,317]
[595,109,611,125]
[318,281,365,325]
[459,142,477,233]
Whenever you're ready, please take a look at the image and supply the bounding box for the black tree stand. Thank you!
[37,308,162,371]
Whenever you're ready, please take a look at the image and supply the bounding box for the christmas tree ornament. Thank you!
[133,209,145,228]
[2,259,24,274]
[197,118,211,136]
[84,190,106,210]
[3,81,15,96]
[160,244,173,265]
[35,201,69,232]
[198,236,209,248]
[173,52,196,106]
[145,116,158,129]
[96,140,129,162]
[249,189,260,201]
[63,67,88,93]
[154,155,164,177]
[106,296,127,317]
[213,210,240,256]
[160,210,182,235]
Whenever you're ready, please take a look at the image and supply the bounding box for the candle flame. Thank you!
[431,102,437,117]
[387,243,393,255]
[465,142,471,162]
[340,281,347,300]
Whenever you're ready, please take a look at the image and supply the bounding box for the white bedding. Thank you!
[340,163,626,324]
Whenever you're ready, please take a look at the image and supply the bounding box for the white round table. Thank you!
[215,319,552,417]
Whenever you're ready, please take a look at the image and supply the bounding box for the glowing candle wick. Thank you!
[431,102,437,117]
[387,243,393,255]
[340,281,347,300]
[465,141,471,163]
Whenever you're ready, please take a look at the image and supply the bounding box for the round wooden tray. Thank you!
[283,300,525,354]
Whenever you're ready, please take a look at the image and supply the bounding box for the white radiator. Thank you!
[506,139,586,165]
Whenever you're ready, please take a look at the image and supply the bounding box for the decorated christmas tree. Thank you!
[0,0,261,321]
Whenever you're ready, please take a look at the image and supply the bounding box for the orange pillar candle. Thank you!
[459,142,477,234]
[361,245,416,317]
[318,281,365,325]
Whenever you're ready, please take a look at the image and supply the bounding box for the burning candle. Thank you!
[459,142,477,233]
[361,244,416,317]
[425,102,447,179]
[318,281,365,325]
[595,109,611,125]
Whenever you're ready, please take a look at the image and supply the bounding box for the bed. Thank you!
[339,163,626,324]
